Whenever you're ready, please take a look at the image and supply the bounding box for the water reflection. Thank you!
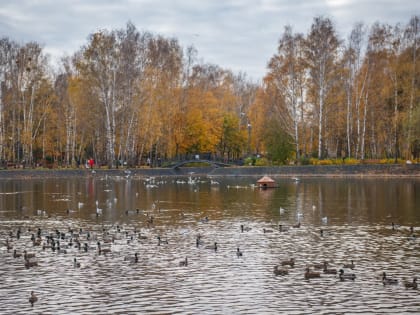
[0,175,419,314]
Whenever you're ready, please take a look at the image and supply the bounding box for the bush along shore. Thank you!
[0,163,419,179]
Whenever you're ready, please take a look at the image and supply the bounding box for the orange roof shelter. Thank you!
[257,175,277,188]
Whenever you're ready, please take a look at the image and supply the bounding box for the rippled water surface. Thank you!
[0,175,419,314]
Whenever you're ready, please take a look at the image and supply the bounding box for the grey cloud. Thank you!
[0,0,416,80]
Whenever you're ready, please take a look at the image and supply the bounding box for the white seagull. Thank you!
[96,200,102,215]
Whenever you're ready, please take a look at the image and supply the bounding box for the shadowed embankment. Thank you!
[0,163,419,179]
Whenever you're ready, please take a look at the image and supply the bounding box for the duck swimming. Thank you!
[323,261,337,274]
[157,235,168,246]
[97,242,111,255]
[281,258,295,268]
[74,257,81,268]
[25,259,38,269]
[240,225,251,232]
[343,260,355,269]
[391,222,400,230]
[404,277,418,289]
[305,267,321,279]
[382,272,398,285]
[23,250,35,260]
[313,261,327,269]
[29,291,38,306]
[179,257,188,266]
[196,235,203,247]
[124,253,138,264]
[339,269,356,281]
[236,247,243,257]
[273,265,288,276]
[278,225,289,232]
[205,242,218,251]
[293,222,301,228]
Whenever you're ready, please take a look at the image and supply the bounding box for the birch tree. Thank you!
[364,23,394,159]
[403,16,419,160]
[342,23,367,158]
[304,17,340,159]
[0,38,13,162]
[76,30,119,167]
[267,25,305,160]
[115,23,150,166]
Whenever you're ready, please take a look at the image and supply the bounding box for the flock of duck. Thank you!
[273,253,417,287]
[269,221,418,289]
[0,177,419,310]
[1,212,418,308]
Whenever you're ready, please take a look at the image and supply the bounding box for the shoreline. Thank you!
[0,164,419,179]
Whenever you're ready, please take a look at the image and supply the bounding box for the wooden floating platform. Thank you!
[257,175,277,188]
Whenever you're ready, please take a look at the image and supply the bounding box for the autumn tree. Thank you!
[304,17,341,159]
[263,118,294,164]
[342,23,368,158]
[266,25,306,160]
[75,30,120,167]
[115,23,150,166]
[403,16,419,160]
[136,35,183,165]
[0,38,14,162]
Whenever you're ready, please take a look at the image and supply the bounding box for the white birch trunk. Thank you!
[65,109,71,166]
[346,78,352,157]
[0,73,3,161]
[406,19,418,159]
[361,90,368,160]
[318,85,324,159]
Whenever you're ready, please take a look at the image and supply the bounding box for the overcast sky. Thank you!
[0,0,417,81]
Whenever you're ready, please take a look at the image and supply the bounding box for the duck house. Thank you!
[257,176,277,188]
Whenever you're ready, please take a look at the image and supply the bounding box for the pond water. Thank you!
[0,174,419,314]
